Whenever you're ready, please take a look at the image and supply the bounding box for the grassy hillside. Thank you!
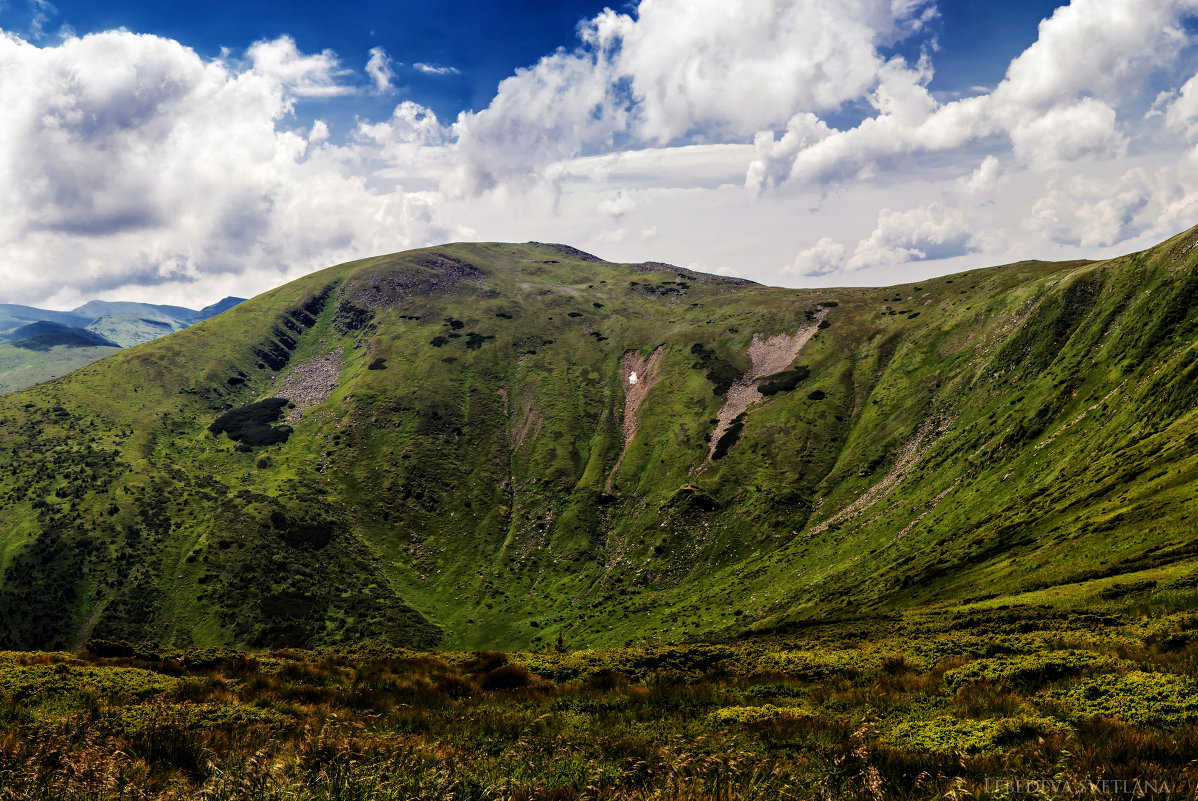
[0,338,122,394]
[2,230,1198,652]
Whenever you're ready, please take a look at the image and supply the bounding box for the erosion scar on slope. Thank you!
[608,346,666,481]
[707,311,826,459]
[275,348,344,423]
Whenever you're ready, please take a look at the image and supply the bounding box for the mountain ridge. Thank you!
[0,296,245,393]
[1,232,1197,651]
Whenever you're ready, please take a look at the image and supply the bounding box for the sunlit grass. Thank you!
[2,605,1197,799]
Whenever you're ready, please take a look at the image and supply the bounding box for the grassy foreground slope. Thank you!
[1,230,1198,651]
[3,603,1196,799]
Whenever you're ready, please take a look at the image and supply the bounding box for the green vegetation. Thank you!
[757,365,809,396]
[2,606,1195,799]
[209,397,293,448]
[3,229,1198,658]
[690,342,740,395]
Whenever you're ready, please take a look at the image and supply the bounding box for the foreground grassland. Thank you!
[3,604,1198,800]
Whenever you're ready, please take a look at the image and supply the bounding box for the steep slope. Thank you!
[2,232,1198,651]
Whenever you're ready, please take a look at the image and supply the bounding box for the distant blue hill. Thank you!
[0,304,91,332]
[2,321,121,351]
[0,295,244,393]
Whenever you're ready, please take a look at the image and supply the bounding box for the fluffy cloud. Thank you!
[847,203,977,270]
[245,36,354,99]
[6,0,1198,307]
[961,155,1000,195]
[453,0,936,191]
[449,46,627,194]
[994,0,1193,109]
[788,237,846,277]
[752,0,1198,192]
[366,46,395,93]
[786,203,978,277]
[599,0,934,143]
[0,30,456,305]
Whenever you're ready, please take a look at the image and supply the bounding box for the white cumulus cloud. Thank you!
[6,0,1198,306]
[0,30,457,306]
[366,46,396,93]
[846,203,977,271]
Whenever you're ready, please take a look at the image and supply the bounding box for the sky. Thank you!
[1,0,1198,308]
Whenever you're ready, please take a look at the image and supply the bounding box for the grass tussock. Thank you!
[1,607,1197,799]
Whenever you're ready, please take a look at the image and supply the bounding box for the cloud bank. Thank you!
[2,0,1198,307]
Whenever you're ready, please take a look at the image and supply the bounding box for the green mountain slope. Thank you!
[2,231,1198,652]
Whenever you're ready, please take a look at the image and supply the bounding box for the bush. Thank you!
[1044,671,1198,726]
[712,413,746,460]
[691,343,739,395]
[478,664,533,690]
[883,714,1066,755]
[759,366,810,396]
[943,651,1121,692]
[208,398,292,448]
[710,704,811,724]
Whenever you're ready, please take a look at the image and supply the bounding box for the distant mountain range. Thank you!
[0,297,244,394]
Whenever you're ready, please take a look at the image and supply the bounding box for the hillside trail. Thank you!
[706,311,826,460]
[606,345,666,489]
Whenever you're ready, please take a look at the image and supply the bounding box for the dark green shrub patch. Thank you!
[208,398,291,447]
[712,412,747,459]
[691,343,739,395]
[759,365,810,396]
[465,332,495,350]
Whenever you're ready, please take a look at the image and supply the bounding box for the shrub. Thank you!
[759,366,810,396]
[465,332,495,350]
[944,651,1122,692]
[691,343,739,395]
[883,714,1066,755]
[1044,671,1198,726]
[712,413,746,460]
[710,704,811,724]
[208,398,291,448]
[478,664,533,690]
[367,358,387,370]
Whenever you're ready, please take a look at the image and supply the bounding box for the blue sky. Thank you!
[1,0,1196,307]
[4,0,618,122]
[5,0,1066,125]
